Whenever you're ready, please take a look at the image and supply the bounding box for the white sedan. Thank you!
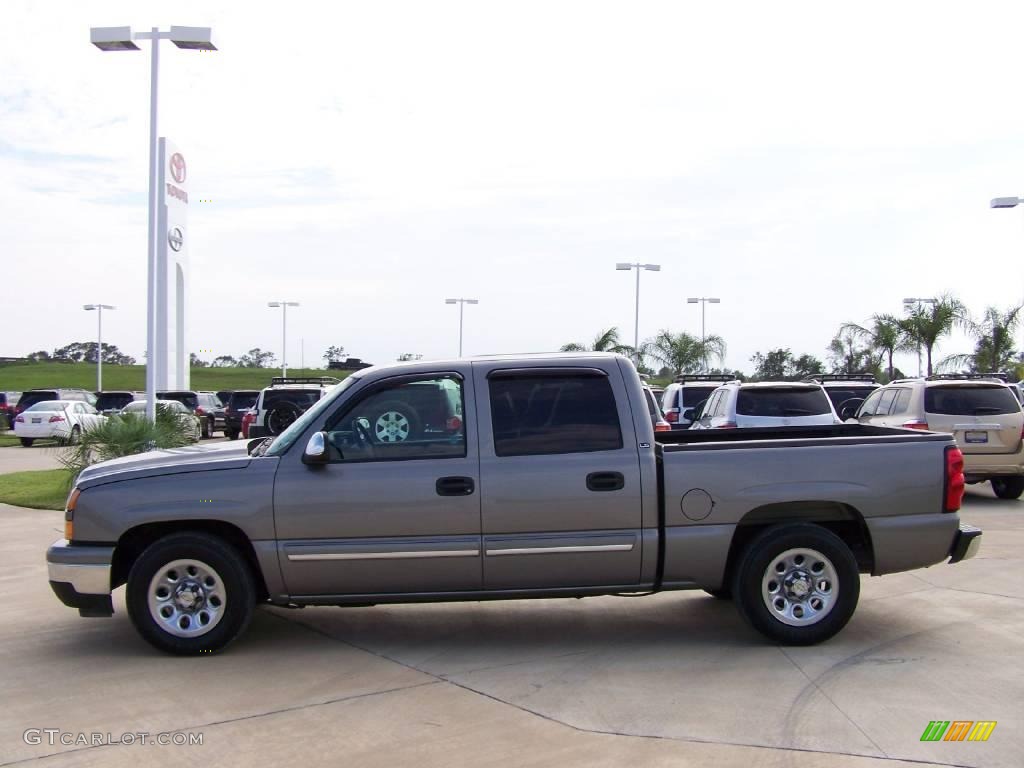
[121,400,202,442]
[14,400,104,447]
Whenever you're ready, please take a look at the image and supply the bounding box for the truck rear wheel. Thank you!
[732,524,859,645]
[126,532,256,655]
[991,477,1024,500]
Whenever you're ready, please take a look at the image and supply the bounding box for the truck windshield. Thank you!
[264,376,360,456]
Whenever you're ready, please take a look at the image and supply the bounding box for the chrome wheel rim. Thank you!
[761,548,838,627]
[374,411,410,442]
[147,559,226,638]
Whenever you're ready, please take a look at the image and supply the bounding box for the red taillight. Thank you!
[903,420,930,430]
[665,410,679,423]
[944,445,965,512]
[654,421,671,432]
[15,415,24,423]
[446,416,463,432]
[48,415,65,423]
[195,406,206,415]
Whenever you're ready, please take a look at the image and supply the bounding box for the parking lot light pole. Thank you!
[616,263,661,365]
[903,297,937,377]
[445,298,479,357]
[90,25,216,424]
[686,297,721,371]
[83,304,116,392]
[267,302,299,378]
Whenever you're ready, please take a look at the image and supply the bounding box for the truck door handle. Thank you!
[586,472,625,492]
[436,476,475,496]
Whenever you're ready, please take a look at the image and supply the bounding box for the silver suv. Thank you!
[691,381,838,429]
[248,377,341,438]
[852,374,1024,498]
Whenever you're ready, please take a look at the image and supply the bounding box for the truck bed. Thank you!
[656,424,951,451]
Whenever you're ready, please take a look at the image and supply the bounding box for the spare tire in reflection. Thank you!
[267,402,302,435]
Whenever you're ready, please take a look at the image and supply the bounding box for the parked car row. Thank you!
[659,371,1024,500]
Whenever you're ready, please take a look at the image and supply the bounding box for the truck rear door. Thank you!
[473,363,644,590]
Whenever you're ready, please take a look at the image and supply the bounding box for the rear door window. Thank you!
[924,385,1021,415]
[736,388,831,417]
[683,386,718,407]
[875,389,898,416]
[489,373,623,456]
[891,388,912,415]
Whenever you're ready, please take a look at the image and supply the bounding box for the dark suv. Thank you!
[94,391,141,416]
[223,390,259,440]
[157,391,225,438]
[249,377,340,438]
[16,389,96,415]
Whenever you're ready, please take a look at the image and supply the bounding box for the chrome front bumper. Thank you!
[46,539,114,617]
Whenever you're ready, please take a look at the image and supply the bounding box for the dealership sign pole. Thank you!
[90,25,216,423]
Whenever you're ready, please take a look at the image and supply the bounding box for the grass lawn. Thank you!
[0,469,73,510]
[0,361,350,393]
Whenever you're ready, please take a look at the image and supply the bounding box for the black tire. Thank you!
[704,587,732,600]
[991,477,1024,500]
[367,400,422,443]
[200,418,211,439]
[225,429,239,441]
[126,532,256,655]
[19,438,33,447]
[266,402,302,435]
[732,524,859,646]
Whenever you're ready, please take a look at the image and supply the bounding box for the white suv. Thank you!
[691,381,839,429]
[660,375,734,429]
[804,374,880,420]
[852,374,1024,498]
[248,377,341,438]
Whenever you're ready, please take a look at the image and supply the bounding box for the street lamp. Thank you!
[91,25,216,423]
[267,302,300,378]
[616,263,661,364]
[991,196,1022,209]
[903,297,937,377]
[445,298,479,357]
[83,304,116,391]
[686,297,721,372]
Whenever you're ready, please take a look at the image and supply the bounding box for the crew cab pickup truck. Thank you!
[47,353,981,655]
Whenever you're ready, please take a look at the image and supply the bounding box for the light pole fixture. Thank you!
[91,24,216,424]
[903,297,937,377]
[616,263,661,365]
[686,297,721,372]
[267,302,300,378]
[445,298,479,357]
[83,304,116,392]
[991,196,1022,209]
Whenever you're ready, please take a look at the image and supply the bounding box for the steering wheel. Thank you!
[353,417,376,456]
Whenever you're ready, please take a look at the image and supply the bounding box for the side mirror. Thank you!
[302,431,329,465]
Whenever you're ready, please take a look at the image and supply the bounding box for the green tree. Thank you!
[323,345,346,364]
[939,303,1023,374]
[239,348,276,368]
[898,295,966,376]
[827,329,881,377]
[190,352,209,368]
[646,330,726,376]
[211,355,238,368]
[841,314,915,381]
[750,348,823,381]
[560,327,634,355]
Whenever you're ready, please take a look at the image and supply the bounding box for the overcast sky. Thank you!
[4,1,1024,374]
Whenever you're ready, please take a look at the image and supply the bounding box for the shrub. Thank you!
[60,408,195,482]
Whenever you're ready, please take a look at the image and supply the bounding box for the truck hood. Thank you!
[76,441,253,490]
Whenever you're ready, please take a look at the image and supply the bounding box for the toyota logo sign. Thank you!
[168,226,184,252]
[170,153,186,184]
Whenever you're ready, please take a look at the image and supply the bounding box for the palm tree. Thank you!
[938,303,1024,373]
[840,314,915,381]
[645,330,726,376]
[560,327,633,355]
[898,295,967,376]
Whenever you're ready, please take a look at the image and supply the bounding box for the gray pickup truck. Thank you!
[47,353,981,654]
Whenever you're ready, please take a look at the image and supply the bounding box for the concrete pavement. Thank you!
[0,488,1019,767]
[0,436,231,476]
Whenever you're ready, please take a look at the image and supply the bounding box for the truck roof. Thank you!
[356,351,629,378]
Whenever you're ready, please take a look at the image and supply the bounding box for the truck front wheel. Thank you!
[732,524,859,645]
[126,532,256,655]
